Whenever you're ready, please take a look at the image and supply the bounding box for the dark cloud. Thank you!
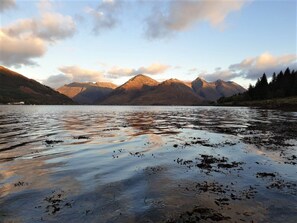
[86,0,122,35]
[0,0,15,12]
[200,69,239,82]
[42,74,72,89]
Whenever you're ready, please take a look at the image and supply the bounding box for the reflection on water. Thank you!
[0,106,296,222]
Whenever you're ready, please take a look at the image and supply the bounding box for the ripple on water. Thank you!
[0,105,296,222]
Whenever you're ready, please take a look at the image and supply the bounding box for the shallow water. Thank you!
[0,105,297,222]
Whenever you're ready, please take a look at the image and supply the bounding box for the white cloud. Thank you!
[0,30,46,67]
[145,0,246,39]
[0,0,15,12]
[107,63,171,78]
[43,66,106,88]
[59,66,106,82]
[0,1,76,67]
[108,66,135,77]
[43,63,170,88]
[229,53,297,79]
[86,0,122,34]
[197,53,297,81]
[37,0,53,12]
[2,13,76,42]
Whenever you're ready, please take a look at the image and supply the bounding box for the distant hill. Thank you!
[0,66,75,105]
[192,78,246,101]
[57,82,117,104]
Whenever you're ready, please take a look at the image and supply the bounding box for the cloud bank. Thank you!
[199,53,297,81]
[43,63,170,88]
[0,30,46,66]
[43,66,106,88]
[145,0,246,39]
[229,53,297,79]
[107,63,171,78]
[0,1,76,67]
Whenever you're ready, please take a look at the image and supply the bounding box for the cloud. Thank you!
[188,68,198,72]
[145,0,246,39]
[0,2,76,67]
[0,30,46,67]
[107,63,171,78]
[43,66,106,88]
[229,53,297,79]
[59,66,105,82]
[43,63,170,88]
[199,69,239,82]
[197,53,297,81]
[108,67,135,77]
[86,0,122,34]
[42,74,73,89]
[0,0,15,12]
[2,13,76,42]
[37,0,53,12]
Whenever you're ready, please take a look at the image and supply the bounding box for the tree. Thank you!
[219,67,297,104]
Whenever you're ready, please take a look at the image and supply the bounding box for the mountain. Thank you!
[57,82,117,104]
[132,79,204,105]
[99,74,245,105]
[192,78,246,101]
[100,74,159,105]
[0,66,75,105]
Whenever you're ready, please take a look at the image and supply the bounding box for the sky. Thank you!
[0,0,296,89]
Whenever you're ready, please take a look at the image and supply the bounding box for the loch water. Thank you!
[0,105,297,222]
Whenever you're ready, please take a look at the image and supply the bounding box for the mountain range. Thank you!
[58,74,245,105]
[0,66,246,105]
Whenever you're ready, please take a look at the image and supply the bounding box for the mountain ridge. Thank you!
[57,81,117,104]
[0,66,75,105]
[98,74,245,105]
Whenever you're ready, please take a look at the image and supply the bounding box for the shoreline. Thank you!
[217,96,297,111]
[1,98,297,112]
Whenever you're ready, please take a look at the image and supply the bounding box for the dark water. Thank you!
[0,105,296,222]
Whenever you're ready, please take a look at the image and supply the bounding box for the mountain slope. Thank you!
[0,66,75,105]
[118,74,159,90]
[100,74,159,105]
[192,78,246,101]
[57,82,117,104]
[132,79,204,105]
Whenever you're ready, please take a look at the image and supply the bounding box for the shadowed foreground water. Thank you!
[0,106,297,222]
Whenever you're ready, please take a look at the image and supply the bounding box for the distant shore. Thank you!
[217,96,297,111]
[2,96,297,111]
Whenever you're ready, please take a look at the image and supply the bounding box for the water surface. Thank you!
[0,106,297,222]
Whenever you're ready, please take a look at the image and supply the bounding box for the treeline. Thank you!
[218,68,297,103]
